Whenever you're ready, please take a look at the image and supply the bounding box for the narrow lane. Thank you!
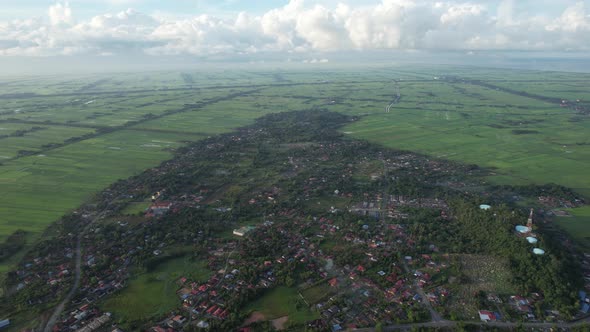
[42,231,82,332]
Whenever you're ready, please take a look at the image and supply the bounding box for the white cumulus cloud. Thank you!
[1,0,589,57]
[48,2,73,26]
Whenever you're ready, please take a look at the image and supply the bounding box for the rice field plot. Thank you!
[0,125,95,159]
[133,94,312,135]
[556,206,590,249]
[0,77,254,254]
[491,81,590,108]
[0,75,90,95]
[0,124,43,160]
[422,66,569,81]
[70,89,233,127]
[0,96,85,122]
[0,129,194,241]
[0,123,38,135]
[342,79,590,198]
[0,95,138,124]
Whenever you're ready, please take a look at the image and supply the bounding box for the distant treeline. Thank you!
[0,126,45,139]
[491,183,585,202]
[0,230,27,262]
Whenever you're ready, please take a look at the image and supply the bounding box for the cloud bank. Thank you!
[1,0,589,56]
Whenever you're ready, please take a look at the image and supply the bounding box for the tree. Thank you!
[375,322,383,332]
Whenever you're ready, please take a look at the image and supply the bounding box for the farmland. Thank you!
[1,104,586,331]
[556,206,590,249]
[0,66,589,276]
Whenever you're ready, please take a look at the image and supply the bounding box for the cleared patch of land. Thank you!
[447,254,515,320]
[120,200,151,215]
[243,286,319,327]
[301,283,335,304]
[101,256,210,326]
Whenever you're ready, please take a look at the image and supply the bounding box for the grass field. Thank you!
[1,65,589,278]
[243,286,319,326]
[121,200,151,215]
[339,80,590,198]
[556,206,590,248]
[101,255,211,324]
[301,283,335,304]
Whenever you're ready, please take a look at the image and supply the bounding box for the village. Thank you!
[3,111,589,331]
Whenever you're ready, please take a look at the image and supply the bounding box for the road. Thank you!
[400,260,445,323]
[42,211,107,332]
[42,234,82,332]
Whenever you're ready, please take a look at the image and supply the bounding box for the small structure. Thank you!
[479,204,491,210]
[526,237,538,244]
[146,202,172,217]
[233,226,255,237]
[197,321,209,328]
[515,225,530,234]
[533,248,545,255]
[478,310,497,322]
[527,209,534,229]
[328,278,338,287]
[0,319,9,329]
[75,314,110,332]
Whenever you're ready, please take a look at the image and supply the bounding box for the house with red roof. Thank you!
[478,310,497,322]
[329,278,338,287]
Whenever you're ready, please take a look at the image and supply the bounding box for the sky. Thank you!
[0,0,589,59]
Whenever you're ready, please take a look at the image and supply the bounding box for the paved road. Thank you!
[400,260,445,323]
[42,210,108,332]
[42,234,82,332]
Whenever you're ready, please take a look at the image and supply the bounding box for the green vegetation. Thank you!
[121,201,151,215]
[415,200,581,314]
[1,67,589,246]
[244,286,319,326]
[448,254,515,319]
[301,283,334,304]
[557,206,590,248]
[341,79,590,198]
[1,67,590,318]
[0,230,26,262]
[102,255,210,326]
[3,108,586,330]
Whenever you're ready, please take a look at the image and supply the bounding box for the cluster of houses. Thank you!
[307,250,453,329]
[52,305,116,332]
[538,195,584,210]
[351,194,449,221]
[142,199,460,331]
[10,236,77,306]
[578,254,590,314]
[478,293,552,323]
[10,112,584,331]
